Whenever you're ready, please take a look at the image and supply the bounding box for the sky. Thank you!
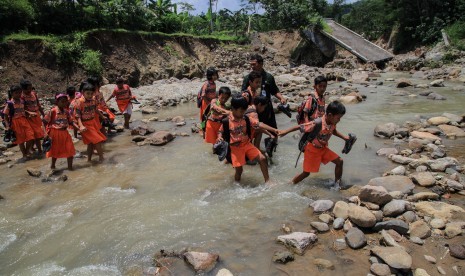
[172,0,357,15]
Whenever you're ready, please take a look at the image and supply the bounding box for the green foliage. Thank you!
[0,0,34,35]
[308,14,332,33]
[80,50,104,77]
[446,21,465,50]
[49,33,86,66]
[258,0,312,29]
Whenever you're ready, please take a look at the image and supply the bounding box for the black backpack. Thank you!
[221,116,251,163]
[197,81,210,108]
[296,94,318,124]
[294,117,322,167]
[0,101,15,127]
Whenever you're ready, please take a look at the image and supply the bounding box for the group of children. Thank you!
[199,71,356,187]
[1,77,135,170]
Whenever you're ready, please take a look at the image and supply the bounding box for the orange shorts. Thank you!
[230,142,261,168]
[205,120,221,144]
[303,143,339,173]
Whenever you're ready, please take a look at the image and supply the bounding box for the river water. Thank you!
[1,73,464,275]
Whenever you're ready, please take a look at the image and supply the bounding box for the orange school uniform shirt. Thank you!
[220,113,260,146]
[112,84,132,112]
[75,98,98,121]
[21,91,41,114]
[208,99,228,122]
[4,99,26,119]
[45,107,72,130]
[304,91,326,122]
[300,115,336,148]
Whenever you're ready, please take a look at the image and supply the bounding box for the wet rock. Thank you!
[427,92,446,100]
[0,158,8,165]
[310,199,334,213]
[371,246,412,270]
[390,155,415,165]
[333,201,349,219]
[171,116,185,123]
[148,131,175,146]
[377,148,398,156]
[345,227,367,249]
[411,131,441,142]
[310,222,329,232]
[380,230,403,248]
[339,95,361,104]
[438,125,465,137]
[368,175,415,194]
[442,112,463,123]
[132,136,147,142]
[437,266,446,275]
[449,244,465,259]
[359,185,393,206]
[348,204,377,228]
[333,238,347,251]
[276,232,318,255]
[430,218,446,229]
[216,268,234,276]
[409,220,431,239]
[410,192,440,202]
[27,168,41,177]
[383,200,406,217]
[333,218,345,230]
[410,172,436,187]
[272,251,294,264]
[409,138,426,150]
[446,179,464,190]
[415,201,465,220]
[389,166,406,176]
[374,123,399,138]
[319,214,333,224]
[313,258,335,270]
[397,78,413,88]
[363,202,380,210]
[424,255,436,264]
[370,263,391,276]
[445,222,463,238]
[414,268,431,276]
[410,237,425,245]
[373,220,409,235]
[183,251,219,273]
[428,157,459,172]
[141,107,157,114]
[430,79,445,87]
[428,116,451,126]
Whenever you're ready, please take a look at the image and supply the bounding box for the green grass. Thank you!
[1,32,53,43]
[445,21,465,51]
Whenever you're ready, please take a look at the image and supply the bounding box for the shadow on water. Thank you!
[0,73,465,275]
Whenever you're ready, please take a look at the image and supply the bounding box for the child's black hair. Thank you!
[66,86,76,95]
[116,77,124,84]
[20,79,32,90]
[218,86,231,96]
[253,95,268,106]
[314,75,328,85]
[250,54,264,63]
[230,95,249,110]
[326,100,346,116]
[248,71,262,83]
[81,83,95,93]
[206,67,219,81]
[87,76,101,87]
[9,85,22,99]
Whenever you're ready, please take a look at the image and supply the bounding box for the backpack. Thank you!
[296,94,318,124]
[0,101,15,127]
[221,116,251,163]
[200,103,212,135]
[294,117,322,168]
[197,81,210,108]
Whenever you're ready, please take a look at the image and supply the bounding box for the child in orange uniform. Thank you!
[279,101,352,188]
[106,77,133,129]
[199,67,218,122]
[217,95,278,183]
[204,87,231,144]
[66,86,80,139]
[299,75,328,124]
[87,76,115,135]
[75,83,107,162]
[20,79,45,155]
[3,85,35,159]
[44,93,78,170]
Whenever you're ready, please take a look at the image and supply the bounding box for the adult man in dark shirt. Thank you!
[242,54,287,155]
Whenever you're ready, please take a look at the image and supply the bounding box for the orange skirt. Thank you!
[81,119,106,145]
[205,120,221,144]
[27,115,45,139]
[11,117,34,144]
[46,128,76,158]
[116,99,131,113]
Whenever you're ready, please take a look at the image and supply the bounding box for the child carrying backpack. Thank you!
[198,67,218,122]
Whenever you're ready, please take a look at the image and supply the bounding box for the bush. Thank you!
[50,33,86,66]
[0,0,34,35]
[446,21,465,50]
[80,50,103,77]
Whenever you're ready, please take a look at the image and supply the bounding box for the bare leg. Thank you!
[87,144,93,162]
[73,127,78,138]
[254,132,263,150]
[124,114,130,129]
[51,158,57,169]
[35,138,43,154]
[234,166,243,182]
[94,142,104,162]
[292,172,310,184]
[67,157,73,170]
[19,143,28,158]
[25,140,34,157]
[256,153,269,182]
[332,157,344,182]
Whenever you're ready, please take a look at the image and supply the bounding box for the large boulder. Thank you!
[277,232,318,255]
[427,116,451,126]
[333,201,349,219]
[396,78,413,88]
[345,227,367,249]
[351,72,370,83]
[374,123,399,138]
[415,201,465,221]
[359,185,393,206]
[438,125,465,137]
[348,204,377,228]
[368,175,415,194]
[410,131,441,142]
[148,131,175,146]
[409,220,431,239]
[410,172,436,187]
[183,251,219,273]
[371,246,412,270]
[430,79,445,87]
[382,200,406,217]
[310,200,334,213]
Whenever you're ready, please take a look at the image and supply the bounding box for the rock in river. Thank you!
[348,204,377,228]
[345,227,367,249]
[371,246,412,270]
[368,175,415,194]
[183,251,219,273]
[277,232,318,255]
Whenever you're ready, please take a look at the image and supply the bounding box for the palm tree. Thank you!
[148,0,174,18]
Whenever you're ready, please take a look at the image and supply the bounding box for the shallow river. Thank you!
[1,73,464,275]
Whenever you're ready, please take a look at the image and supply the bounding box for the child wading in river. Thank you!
[75,83,107,162]
[280,101,354,189]
[3,85,35,159]
[217,95,278,183]
[66,86,80,139]
[106,77,133,129]
[198,67,218,123]
[21,79,46,155]
[44,93,78,170]
[204,86,231,144]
